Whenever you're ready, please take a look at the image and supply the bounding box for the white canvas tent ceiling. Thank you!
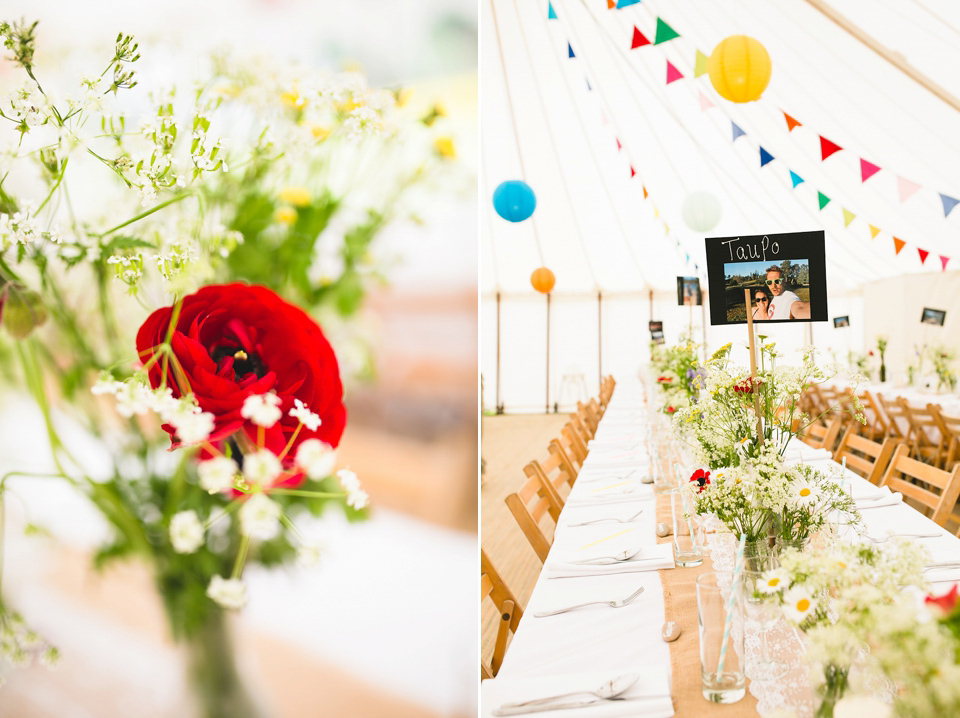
[481,0,960,297]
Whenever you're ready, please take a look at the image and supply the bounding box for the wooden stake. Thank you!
[744,288,764,447]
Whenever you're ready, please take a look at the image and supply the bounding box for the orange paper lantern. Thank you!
[707,35,771,103]
[530,267,556,294]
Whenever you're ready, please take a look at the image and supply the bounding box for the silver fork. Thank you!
[863,532,941,543]
[568,509,644,527]
[533,586,645,618]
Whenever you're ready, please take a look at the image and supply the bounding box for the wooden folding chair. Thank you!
[833,425,896,485]
[505,472,562,563]
[876,393,908,442]
[899,399,946,466]
[525,446,577,508]
[856,390,888,441]
[599,376,616,409]
[481,549,523,680]
[577,401,599,436]
[805,385,833,427]
[550,433,583,478]
[562,423,589,465]
[931,405,960,472]
[798,417,842,452]
[879,444,960,526]
[569,411,595,444]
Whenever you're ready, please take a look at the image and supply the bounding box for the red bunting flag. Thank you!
[820,136,843,160]
[631,26,650,49]
[666,60,684,84]
[616,138,622,151]
[630,165,636,178]
[942,255,950,271]
[893,236,906,254]
[860,159,881,183]
[782,111,801,132]
[918,248,929,264]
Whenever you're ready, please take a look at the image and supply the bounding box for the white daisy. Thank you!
[758,568,788,594]
[791,483,818,507]
[782,585,817,623]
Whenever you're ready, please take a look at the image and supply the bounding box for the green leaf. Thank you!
[102,235,156,254]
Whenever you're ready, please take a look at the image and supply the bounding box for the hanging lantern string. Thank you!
[489,0,546,266]
[567,0,888,284]
[511,0,600,290]
[531,0,653,289]
[613,0,943,272]
[557,2,698,276]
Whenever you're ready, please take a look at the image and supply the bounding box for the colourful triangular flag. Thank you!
[548,2,557,19]
[617,0,641,7]
[860,159,880,182]
[653,206,659,218]
[642,186,648,199]
[568,42,575,58]
[918,248,929,264]
[616,138,622,151]
[654,17,680,44]
[940,192,960,217]
[820,136,842,160]
[868,224,881,239]
[941,255,950,271]
[698,92,713,111]
[842,208,855,227]
[630,165,636,178]
[694,50,708,77]
[631,26,650,49]
[782,111,801,132]
[898,176,921,202]
[586,77,591,91]
[892,236,906,254]
[607,0,615,8]
[818,191,831,210]
[789,171,804,188]
[732,122,746,141]
[666,60,683,84]
[759,147,774,167]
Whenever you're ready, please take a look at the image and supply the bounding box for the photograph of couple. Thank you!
[723,260,811,322]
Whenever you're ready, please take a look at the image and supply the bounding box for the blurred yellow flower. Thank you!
[281,91,305,109]
[395,87,413,108]
[278,186,311,207]
[434,136,455,159]
[273,206,297,225]
[310,124,331,141]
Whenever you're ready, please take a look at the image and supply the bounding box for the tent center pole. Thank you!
[545,292,552,414]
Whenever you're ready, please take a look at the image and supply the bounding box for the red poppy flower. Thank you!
[666,406,676,413]
[926,585,960,615]
[689,468,711,492]
[136,284,346,468]
[657,375,673,384]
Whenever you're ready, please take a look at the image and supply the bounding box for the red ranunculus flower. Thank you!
[136,284,346,465]
[926,585,960,615]
[657,375,673,384]
[689,468,711,492]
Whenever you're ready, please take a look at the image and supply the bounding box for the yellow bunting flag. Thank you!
[694,50,708,77]
[868,224,881,239]
[842,208,855,227]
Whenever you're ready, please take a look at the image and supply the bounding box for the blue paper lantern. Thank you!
[493,181,536,222]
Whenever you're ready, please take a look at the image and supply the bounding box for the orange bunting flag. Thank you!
[643,186,648,199]
[860,159,881,182]
[666,60,684,84]
[631,26,650,49]
[941,255,950,271]
[868,224,881,239]
[820,136,842,160]
[782,111,801,132]
[842,208,855,227]
[607,0,615,8]
[918,248,929,264]
[893,236,906,255]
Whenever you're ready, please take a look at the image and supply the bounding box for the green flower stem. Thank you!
[96,192,192,238]
[279,514,305,542]
[230,533,250,579]
[33,157,67,216]
[268,489,344,499]
[96,261,122,360]
[16,340,74,479]
[204,499,244,531]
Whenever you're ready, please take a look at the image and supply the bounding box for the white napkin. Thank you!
[545,543,675,578]
[481,669,674,718]
[587,437,643,449]
[783,446,833,463]
[566,485,654,507]
[854,491,902,510]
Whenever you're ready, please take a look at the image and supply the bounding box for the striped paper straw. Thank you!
[716,533,748,676]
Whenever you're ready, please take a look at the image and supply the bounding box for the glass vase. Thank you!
[183,608,266,718]
[814,664,849,718]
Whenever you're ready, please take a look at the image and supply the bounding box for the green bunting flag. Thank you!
[654,18,679,44]
[818,191,831,210]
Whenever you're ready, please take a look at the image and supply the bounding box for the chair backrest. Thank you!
[599,376,616,409]
[576,401,599,435]
[833,425,896,485]
[799,417,842,452]
[505,472,562,563]
[899,399,944,466]
[931,405,960,471]
[876,393,908,439]
[805,384,832,426]
[879,444,960,526]
[525,449,576,508]
[562,423,589,465]
[568,411,595,443]
[549,435,582,479]
[857,390,888,441]
[481,549,523,680]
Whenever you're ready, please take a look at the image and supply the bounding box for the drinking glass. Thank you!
[743,567,788,681]
[670,490,703,567]
[697,571,746,704]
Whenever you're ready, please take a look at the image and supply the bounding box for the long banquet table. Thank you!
[480,377,960,718]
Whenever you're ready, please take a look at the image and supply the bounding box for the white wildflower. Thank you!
[295,438,336,479]
[782,585,817,623]
[296,543,324,567]
[242,449,283,485]
[164,402,215,444]
[241,392,283,428]
[337,468,369,509]
[198,456,239,494]
[169,510,205,554]
[758,568,788,594]
[289,398,321,431]
[206,575,247,610]
[239,493,282,539]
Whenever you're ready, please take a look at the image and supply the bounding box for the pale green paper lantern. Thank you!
[681,191,722,232]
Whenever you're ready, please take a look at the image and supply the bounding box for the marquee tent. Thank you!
[481,0,960,412]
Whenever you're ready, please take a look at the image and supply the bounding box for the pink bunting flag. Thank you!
[942,255,951,271]
[918,248,929,264]
[699,92,714,112]
[898,176,921,203]
[666,60,684,84]
[616,138,622,151]
[860,159,881,183]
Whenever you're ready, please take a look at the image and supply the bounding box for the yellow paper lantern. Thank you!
[707,35,771,103]
[530,267,556,294]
